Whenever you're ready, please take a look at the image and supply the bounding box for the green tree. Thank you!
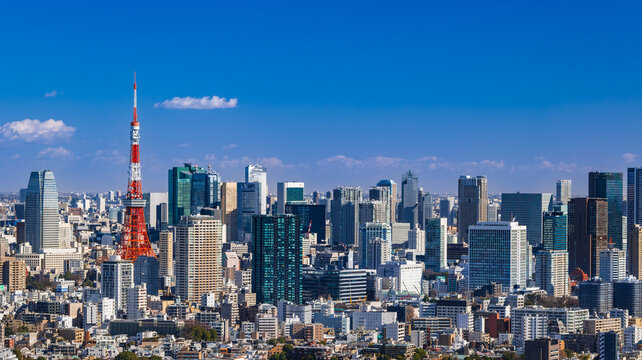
[115,351,138,360]
[413,348,427,360]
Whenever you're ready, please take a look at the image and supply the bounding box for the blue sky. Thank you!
[1,1,641,195]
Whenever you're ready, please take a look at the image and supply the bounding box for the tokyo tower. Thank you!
[117,75,156,261]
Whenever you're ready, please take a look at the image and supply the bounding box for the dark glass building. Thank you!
[568,198,609,278]
[589,172,624,250]
[285,204,326,241]
[252,214,301,304]
[613,278,642,317]
[578,278,613,315]
[543,211,568,251]
[400,171,419,226]
[301,267,367,302]
[134,255,160,295]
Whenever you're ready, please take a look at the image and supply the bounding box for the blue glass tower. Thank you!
[252,214,301,304]
[589,172,624,249]
[543,211,567,251]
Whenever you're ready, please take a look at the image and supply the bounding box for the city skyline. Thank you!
[1,2,642,194]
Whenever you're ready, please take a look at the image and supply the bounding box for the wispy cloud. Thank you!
[1,119,75,142]
[205,154,296,169]
[177,143,191,148]
[154,95,238,109]
[44,90,59,98]
[92,150,126,165]
[623,153,638,163]
[318,154,505,172]
[38,146,73,159]
[223,143,239,150]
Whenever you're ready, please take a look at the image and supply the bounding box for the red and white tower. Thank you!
[118,74,155,261]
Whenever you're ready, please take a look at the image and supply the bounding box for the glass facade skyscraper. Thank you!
[376,179,397,223]
[589,172,624,250]
[543,211,567,251]
[168,163,206,225]
[237,182,261,243]
[628,168,642,232]
[425,218,448,271]
[358,222,391,269]
[500,192,553,247]
[252,214,301,304]
[468,222,528,292]
[25,169,59,250]
[277,181,305,214]
[330,186,361,246]
[458,175,488,243]
[245,164,267,215]
[285,204,326,241]
[400,171,419,226]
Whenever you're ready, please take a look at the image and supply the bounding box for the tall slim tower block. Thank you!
[458,175,488,243]
[568,198,608,278]
[25,170,59,251]
[556,179,572,204]
[221,182,238,243]
[118,77,155,261]
[175,216,223,303]
[376,180,397,223]
[589,172,624,250]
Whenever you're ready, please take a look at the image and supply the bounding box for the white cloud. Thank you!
[44,90,58,98]
[154,95,238,109]
[1,119,75,142]
[320,155,363,168]
[223,143,239,150]
[623,153,638,163]
[38,147,73,159]
[93,150,126,164]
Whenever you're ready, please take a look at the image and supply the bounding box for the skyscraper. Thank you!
[237,182,261,243]
[535,250,569,297]
[220,182,238,243]
[277,182,305,214]
[134,255,160,295]
[400,171,419,226]
[25,170,59,251]
[628,168,642,233]
[190,169,221,214]
[439,197,455,226]
[158,230,173,278]
[359,201,388,224]
[245,164,267,215]
[589,172,624,249]
[101,255,134,311]
[331,187,361,246]
[425,218,448,272]
[457,175,488,243]
[578,278,613,315]
[359,222,391,269]
[168,163,206,225]
[631,225,642,280]
[613,278,642,317]
[369,186,391,223]
[543,211,568,251]
[285,204,326,242]
[253,214,301,304]
[143,192,168,230]
[175,216,223,303]
[599,247,626,282]
[568,198,609,278]
[556,179,572,204]
[376,180,397,223]
[500,193,553,247]
[468,222,528,291]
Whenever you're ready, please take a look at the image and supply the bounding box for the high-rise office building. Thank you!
[631,225,642,280]
[613,277,642,317]
[628,168,642,234]
[589,172,624,249]
[143,192,168,230]
[237,182,261,243]
[419,192,434,229]
[376,180,397,223]
[500,193,553,247]
[458,175,488,243]
[101,255,134,311]
[158,230,173,278]
[440,197,455,226]
[487,203,499,222]
[0,258,26,292]
[359,201,388,224]
[568,198,609,278]
[599,247,626,282]
[400,171,419,226]
[221,182,238,243]
[543,211,568,251]
[277,182,305,214]
[359,222,391,269]
[556,180,572,204]
[369,186,391,223]
[245,164,267,215]
[578,278,613,315]
[468,222,528,291]
[168,163,206,225]
[175,216,223,303]
[253,214,301,304]
[331,187,361,246]
[25,170,59,251]
[425,218,448,272]
[285,204,326,242]
[535,250,569,297]
[134,255,159,295]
